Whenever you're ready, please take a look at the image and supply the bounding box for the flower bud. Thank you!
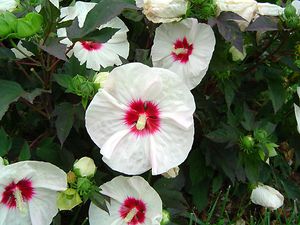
[284,4,297,18]
[57,188,82,211]
[67,171,77,184]
[73,157,96,177]
[136,0,188,23]
[94,72,109,88]
[162,167,179,179]
[229,46,247,62]
[161,209,171,225]
[250,184,284,210]
[240,135,255,154]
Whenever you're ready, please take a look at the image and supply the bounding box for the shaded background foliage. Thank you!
[0,0,300,224]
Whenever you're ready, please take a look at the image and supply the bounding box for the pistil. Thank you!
[136,114,147,130]
[124,207,138,223]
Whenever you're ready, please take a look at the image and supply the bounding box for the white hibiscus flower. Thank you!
[292,0,300,16]
[294,87,300,134]
[85,63,195,175]
[89,176,162,225]
[250,184,284,210]
[0,161,67,225]
[135,0,188,23]
[151,18,216,90]
[256,3,284,16]
[0,0,18,12]
[58,2,129,71]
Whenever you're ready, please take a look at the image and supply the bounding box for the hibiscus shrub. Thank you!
[0,0,300,224]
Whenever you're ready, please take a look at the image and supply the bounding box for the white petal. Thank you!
[257,3,284,16]
[0,206,9,225]
[29,189,59,225]
[11,41,35,59]
[89,201,121,225]
[251,185,284,210]
[294,104,300,134]
[60,1,96,28]
[0,207,31,225]
[0,0,18,12]
[0,161,67,191]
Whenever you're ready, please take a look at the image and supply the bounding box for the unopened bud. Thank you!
[73,157,97,177]
[162,167,180,179]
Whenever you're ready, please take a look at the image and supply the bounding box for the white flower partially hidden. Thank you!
[216,0,257,22]
[89,176,162,225]
[85,63,195,175]
[0,161,67,225]
[0,0,18,12]
[58,1,129,71]
[11,41,34,59]
[250,184,284,210]
[292,0,300,16]
[151,18,216,90]
[294,87,300,134]
[94,72,109,88]
[73,157,96,177]
[136,0,188,23]
[162,166,180,178]
[256,3,284,16]
[60,1,97,28]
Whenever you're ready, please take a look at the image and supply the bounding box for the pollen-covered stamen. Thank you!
[171,37,193,64]
[1,179,34,210]
[14,189,27,213]
[119,197,146,225]
[124,207,138,223]
[124,99,160,136]
[136,114,147,130]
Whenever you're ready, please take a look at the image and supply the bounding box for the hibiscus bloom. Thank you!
[250,184,284,210]
[85,63,195,175]
[89,176,162,225]
[0,0,18,12]
[135,0,188,23]
[151,18,216,90]
[294,87,300,134]
[0,161,67,225]
[58,1,129,71]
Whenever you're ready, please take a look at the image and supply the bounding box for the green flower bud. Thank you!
[161,210,171,225]
[285,16,300,29]
[77,177,94,199]
[57,188,82,211]
[73,157,97,178]
[0,19,12,37]
[80,82,95,98]
[16,13,43,38]
[254,129,269,143]
[284,4,297,18]
[229,46,247,62]
[240,135,255,154]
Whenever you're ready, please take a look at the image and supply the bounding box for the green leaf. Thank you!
[0,128,12,156]
[267,79,286,113]
[0,80,25,120]
[21,89,50,104]
[206,124,240,144]
[53,74,73,89]
[40,38,68,61]
[75,27,119,43]
[53,103,75,147]
[19,141,31,161]
[241,103,255,131]
[212,175,224,193]
[0,47,16,59]
[90,191,109,212]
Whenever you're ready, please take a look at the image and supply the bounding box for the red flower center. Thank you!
[81,41,102,51]
[1,179,34,209]
[119,197,146,225]
[124,99,160,136]
[171,37,193,64]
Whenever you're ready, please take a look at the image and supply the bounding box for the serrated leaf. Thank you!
[216,12,244,52]
[67,0,136,40]
[246,16,278,32]
[53,103,74,147]
[0,80,25,120]
[206,124,240,143]
[40,38,68,61]
[0,128,12,156]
